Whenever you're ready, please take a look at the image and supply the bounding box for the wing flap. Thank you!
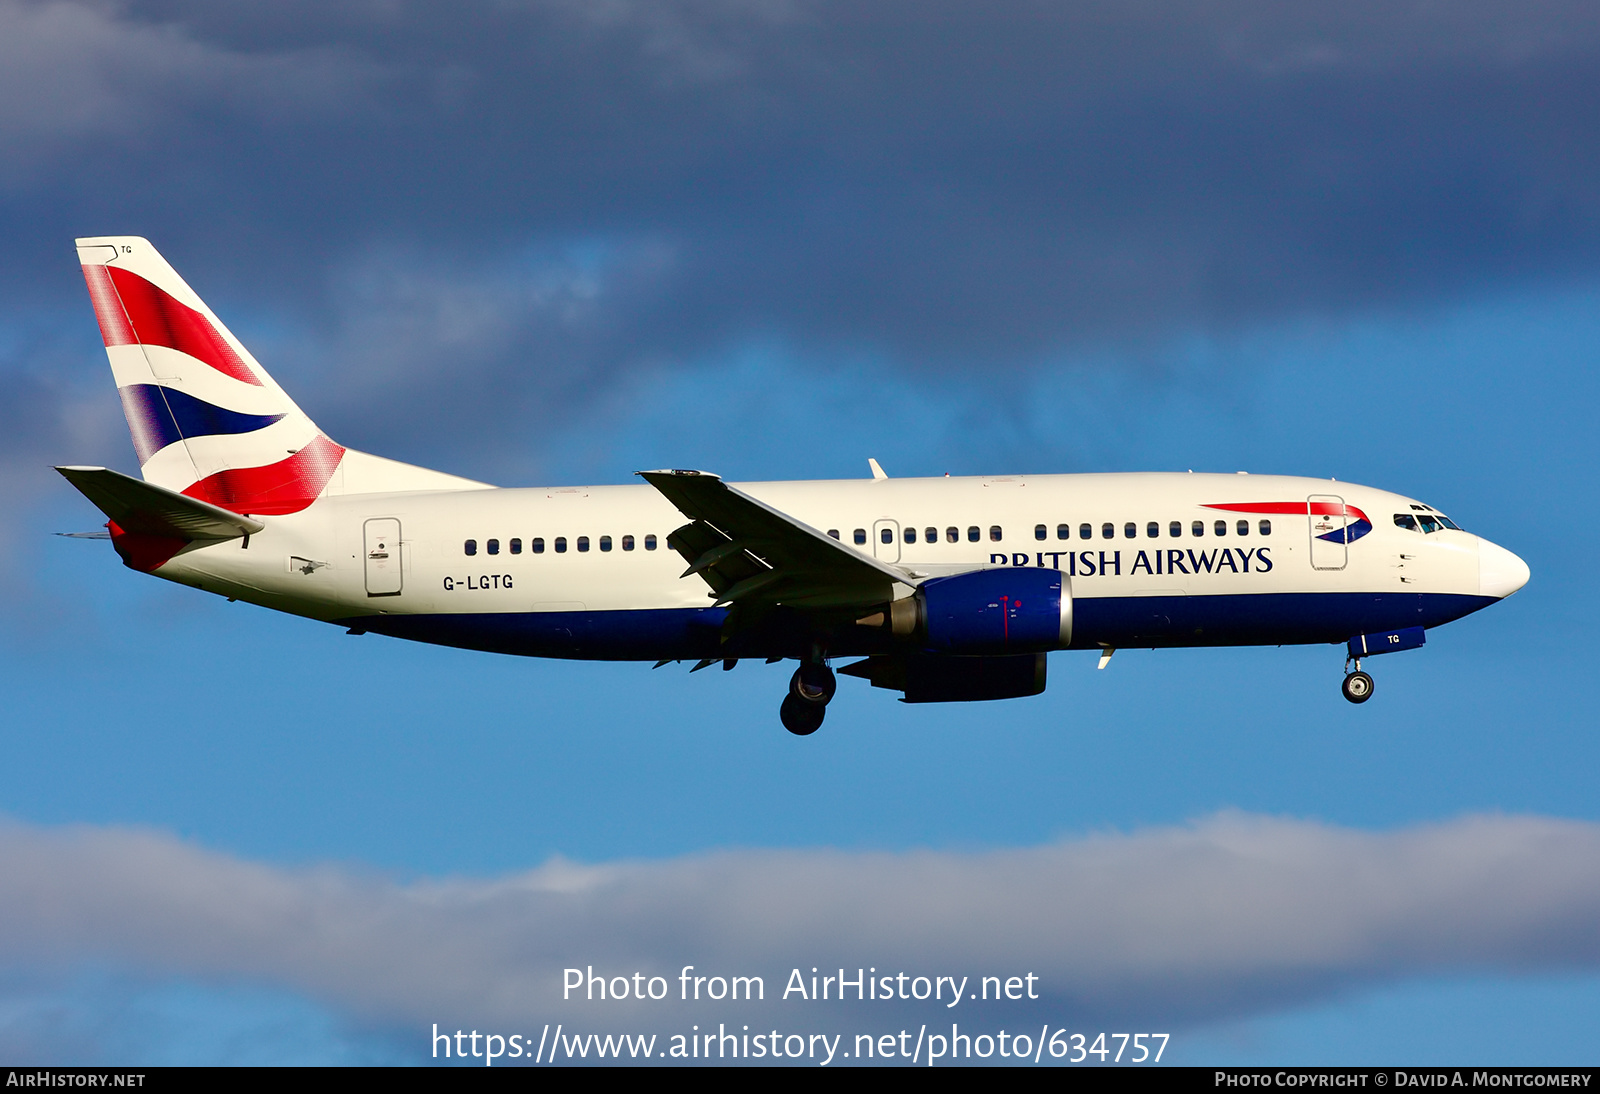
[640,469,910,609]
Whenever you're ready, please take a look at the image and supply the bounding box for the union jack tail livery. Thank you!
[77,236,341,514]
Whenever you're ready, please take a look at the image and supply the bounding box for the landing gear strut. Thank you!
[1341,659,1374,704]
[781,661,836,735]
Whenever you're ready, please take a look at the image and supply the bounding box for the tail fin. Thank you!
[76,236,487,515]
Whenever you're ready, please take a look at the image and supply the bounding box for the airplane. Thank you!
[57,236,1531,735]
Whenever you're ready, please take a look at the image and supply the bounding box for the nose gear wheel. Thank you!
[1342,670,1374,704]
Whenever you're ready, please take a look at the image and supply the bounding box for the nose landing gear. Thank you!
[1341,659,1374,704]
[781,661,836,735]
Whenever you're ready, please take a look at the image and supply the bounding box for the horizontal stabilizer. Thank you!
[55,466,264,541]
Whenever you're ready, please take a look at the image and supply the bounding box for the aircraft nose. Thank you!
[1479,538,1530,599]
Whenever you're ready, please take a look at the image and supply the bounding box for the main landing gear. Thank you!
[780,661,836,735]
[1341,659,1374,704]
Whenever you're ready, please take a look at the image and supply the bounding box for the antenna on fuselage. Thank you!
[868,458,888,480]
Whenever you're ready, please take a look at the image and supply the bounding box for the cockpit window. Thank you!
[1437,514,1462,530]
[1394,514,1419,532]
[1417,513,1444,534]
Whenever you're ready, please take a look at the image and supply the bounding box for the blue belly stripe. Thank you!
[1067,591,1496,649]
[335,591,1497,662]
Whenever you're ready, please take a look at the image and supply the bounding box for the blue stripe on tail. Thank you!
[118,383,286,464]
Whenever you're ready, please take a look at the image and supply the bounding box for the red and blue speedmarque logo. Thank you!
[1203,501,1373,545]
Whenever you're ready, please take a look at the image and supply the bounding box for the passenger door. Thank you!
[1307,495,1348,571]
[364,518,403,596]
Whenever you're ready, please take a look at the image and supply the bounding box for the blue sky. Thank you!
[1,0,1598,1065]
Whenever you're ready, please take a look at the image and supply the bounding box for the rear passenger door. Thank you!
[364,518,403,596]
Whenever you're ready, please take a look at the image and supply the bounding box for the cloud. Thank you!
[0,0,383,183]
[272,238,686,469]
[6,1,1600,359]
[2,811,1597,1037]
[0,323,128,608]
[6,0,1600,488]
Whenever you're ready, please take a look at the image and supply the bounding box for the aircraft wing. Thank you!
[638,469,913,610]
[56,465,264,540]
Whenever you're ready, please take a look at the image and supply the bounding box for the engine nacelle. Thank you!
[838,651,1048,703]
[921,567,1071,653]
[903,652,1046,702]
[862,567,1072,655]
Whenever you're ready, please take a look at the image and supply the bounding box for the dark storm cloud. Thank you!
[3,812,1599,1039]
[5,0,1600,465]
[0,325,126,565]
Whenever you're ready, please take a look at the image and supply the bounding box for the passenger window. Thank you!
[1102,523,1114,540]
[1259,519,1272,535]
[510,538,522,555]
[946,527,959,543]
[989,526,1003,542]
[1417,514,1443,534]
[1057,524,1070,540]
[1147,522,1159,538]
[1035,524,1047,541]
[854,528,867,545]
[1124,522,1136,539]
[1214,520,1227,536]
[622,535,635,551]
[1192,521,1204,537]
[881,527,894,544]
[1394,514,1418,531]
[600,535,612,552]
[487,538,500,555]
[968,526,980,542]
[555,537,567,553]
[1169,521,1181,537]
[464,539,478,556]
[827,529,840,540]
[904,527,917,544]
[925,527,937,543]
[577,536,590,552]
[1080,523,1092,540]
[1237,520,1249,536]
[532,537,545,554]
[645,534,657,550]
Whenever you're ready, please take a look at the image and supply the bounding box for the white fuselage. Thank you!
[145,471,1516,662]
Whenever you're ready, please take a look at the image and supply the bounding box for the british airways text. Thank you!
[991,548,1273,575]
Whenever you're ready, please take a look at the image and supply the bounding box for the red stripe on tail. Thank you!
[183,435,345,515]
[81,265,135,346]
[88,265,261,386]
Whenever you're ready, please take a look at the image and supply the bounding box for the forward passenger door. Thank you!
[1307,495,1348,571]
